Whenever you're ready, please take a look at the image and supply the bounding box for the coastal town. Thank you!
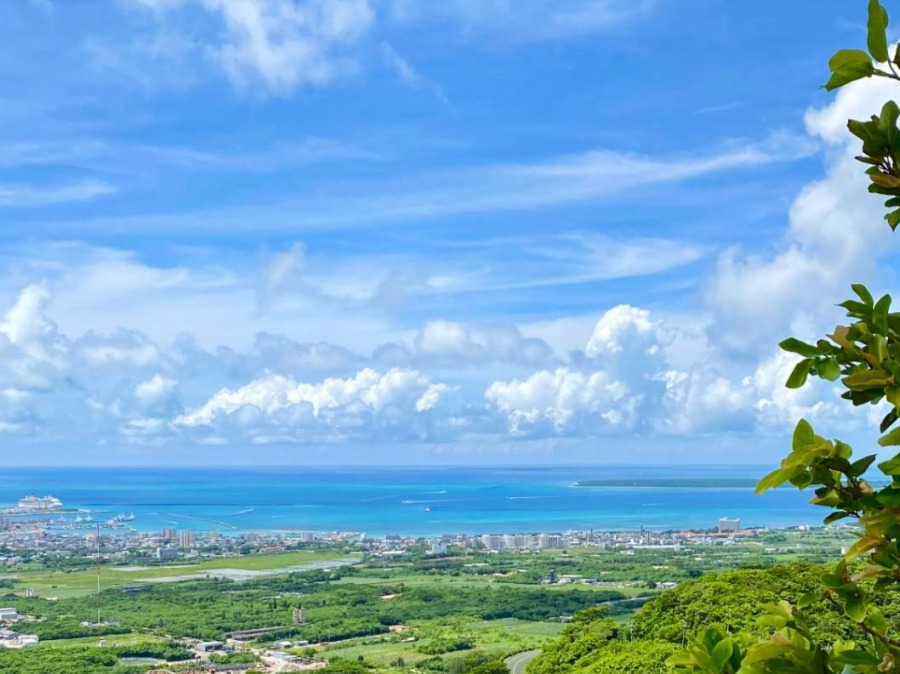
[0,494,808,562]
[0,495,849,674]
[0,494,808,567]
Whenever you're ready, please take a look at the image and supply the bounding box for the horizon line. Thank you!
[3,463,776,469]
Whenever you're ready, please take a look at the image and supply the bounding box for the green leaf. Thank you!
[824,511,851,525]
[852,283,874,306]
[811,489,842,507]
[877,486,900,506]
[793,419,816,450]
[887,208,900,230]
[873,294,892,334]
[851,454,877,476]
[843,370,891,390]
[878,452,900,473]
[845,536,880,560]
[881,408,899,432]
[834,650,881,666]
[868,0,890,62]
[816,339,840,355]
[756,468,791,494]
[845,593,866,621]
[838,299,870,316]
[779,337,821,357]
[881,100,900,144]
[854,118,890,156]
[822,572,848,589]
[711,639,733,672]
[786,359,813,389]
[878,428,900,447]
[665,652,695,667]
[690,649,716,672]
[826,50,875,90]
[797,590,821,607]
[760,601,794,619]
[867,606,888,632]
[829,49,875,71]
[758,614,787,629]
[741,643,790,666]
[834,440,853,459]
[870,171,900,187]
[886,385,900,407]
[883,360,900,380]
[816,357,841,381]
[872,335,889,363]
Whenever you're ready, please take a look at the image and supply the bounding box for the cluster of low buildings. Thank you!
[187,635,325,673]
[0,629,38,649]
[0,520,337,566]
[0,506,765,570]
[0,608,38,649]
[479,533,564,551]
[362,519,757,558]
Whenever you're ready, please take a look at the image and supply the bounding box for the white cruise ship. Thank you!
[17,495,63,511]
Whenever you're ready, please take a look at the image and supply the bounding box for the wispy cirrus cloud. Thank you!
[0,180,116,208]
[452,234,709,293]
[123,0,376,96]
[0,137,378,173]
[27,0,54,15]
[388,0,656,41]
[19,132,814,237]
[103,0,653,97]
[379,42,448,103]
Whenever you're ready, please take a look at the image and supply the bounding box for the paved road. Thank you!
[505,649,542,674]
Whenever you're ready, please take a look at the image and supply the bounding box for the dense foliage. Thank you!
[529,564,899,674]
[115,643,193,662]
[0,647,145,674]
[2,575,621,644]
[665,2,900,672]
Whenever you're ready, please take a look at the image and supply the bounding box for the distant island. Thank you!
[574,478,763,488]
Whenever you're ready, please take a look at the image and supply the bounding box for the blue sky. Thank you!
[0,0,895,465]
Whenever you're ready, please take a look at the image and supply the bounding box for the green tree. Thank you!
[467,661,508,674]
[669,2,900,672]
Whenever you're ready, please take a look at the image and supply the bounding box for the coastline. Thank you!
[0,465,826,538]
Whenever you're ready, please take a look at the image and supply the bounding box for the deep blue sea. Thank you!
[0,466,826,537]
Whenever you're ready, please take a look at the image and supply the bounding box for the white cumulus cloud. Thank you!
[414,319,554,367]
[486,368,635,436]
[707,77,899,356]
[176,367,457,442]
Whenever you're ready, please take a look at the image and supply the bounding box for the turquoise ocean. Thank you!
[0,466,826,537]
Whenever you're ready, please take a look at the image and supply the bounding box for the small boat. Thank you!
[424,506,432,512]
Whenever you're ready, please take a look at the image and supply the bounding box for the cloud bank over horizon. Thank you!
[0,0,889,463]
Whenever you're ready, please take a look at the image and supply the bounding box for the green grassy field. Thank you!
[307,618,566,668]
[334,573,633,591]
[40,633,169,650]
[2,550,361,598]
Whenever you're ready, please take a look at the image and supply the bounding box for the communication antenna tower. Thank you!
[96,523,103,646]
